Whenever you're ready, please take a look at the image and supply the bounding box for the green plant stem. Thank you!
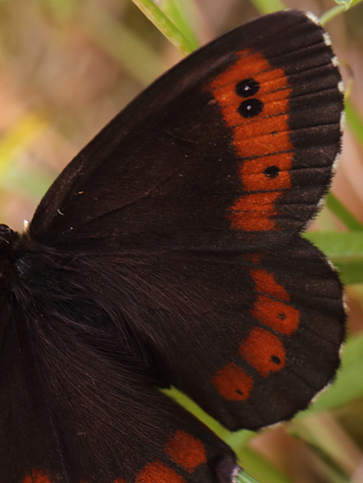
[320,5,346,25]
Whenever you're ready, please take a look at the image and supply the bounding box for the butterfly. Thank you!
[0,9,345,483]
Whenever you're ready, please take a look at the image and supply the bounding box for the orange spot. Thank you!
[23,470,52,483]
[165,430,206,472]
[207,49,293,232]
[135,461,185,483]
[252,295,300,335]
[240,152,292,192]
[239,327,286,377]
[114,479,129,483]
[229,191,280,231]
[211,363,253,401]
[250,269,289,301]
[208,50,292,150]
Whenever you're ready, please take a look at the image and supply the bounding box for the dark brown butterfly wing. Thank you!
[0,277,236,482]
[65,235,344,432]
[29,12,342,252]
[1,9,345,483]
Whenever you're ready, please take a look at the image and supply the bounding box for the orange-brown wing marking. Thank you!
[165,431,207,472]
[211,258,301,399]
[23,470,52,483]
[207,50,293,232]
[252,295,300,336]
[211,362,254,401]
[250,267,300,335]
[135,461,186,483]
[231,192,280,231]
[251,269,289,301]
[239,327,286,377]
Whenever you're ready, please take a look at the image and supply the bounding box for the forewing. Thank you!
[29,10,343,252]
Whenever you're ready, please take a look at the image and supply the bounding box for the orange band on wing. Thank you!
[250,269,289,301]
[252,295,300,335]
[207,49,293,232]
[135,461,185,483]
[211,362,253,401]
[239,327,286,377]
[165,430,206,472]
[229,191,280,231]
[23,470,52,483]
[241,152,292,191]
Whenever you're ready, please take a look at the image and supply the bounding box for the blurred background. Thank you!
[1,1,363,482]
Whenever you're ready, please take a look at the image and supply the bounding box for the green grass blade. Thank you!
[236,447,293,483]
[249,0,286,14]
[162,387,257,453]
[291,414,359,477]
[162,386,233,442]
[326,193,363,231]
[82,3,166,85]
[160,0,199,51]
[164,390,294,483]
[296,333,363,415]
[345,100,363,151]
[130,0,196,54]
[235,468,261,483]
[305,231,363,284]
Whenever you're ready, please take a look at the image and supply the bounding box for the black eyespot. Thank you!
[236,78,260,98]
[235,389,244,395]
[264,166,280,178]
[237,99,263,118]
[271,355,281,365]
[277,312,286,320]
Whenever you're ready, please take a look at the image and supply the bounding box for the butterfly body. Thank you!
[0,10,345,483]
